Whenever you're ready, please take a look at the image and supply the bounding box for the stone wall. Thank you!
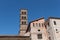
[0,36,30,40]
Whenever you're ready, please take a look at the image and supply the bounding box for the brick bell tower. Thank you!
[19,9,28,36]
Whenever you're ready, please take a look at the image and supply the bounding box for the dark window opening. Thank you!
[36,23,38,26]
[49,37,51,40]
[54,21,56,25]
[37,34,42,39]
[56,29,58,31]
[33,23,35,27]
[56,29,59,33]
[22,21,26,25]
[38,29,40,31]
[22,12,26,15]
[42,23,44,27]
[39,23,40,27]
[22,16,26,20]
[48,22,50,26]
[45,25,47,29]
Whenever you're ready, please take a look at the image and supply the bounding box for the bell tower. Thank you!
[19,9,28,36]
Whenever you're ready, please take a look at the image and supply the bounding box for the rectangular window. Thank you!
[54,21,56,25]
[37,34,42,39]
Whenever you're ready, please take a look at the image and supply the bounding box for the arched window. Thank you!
[22,16,26,20]
[22,21,26,25]
[22,12,26,15]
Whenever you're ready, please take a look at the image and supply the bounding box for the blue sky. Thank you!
[0,0,60,35]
